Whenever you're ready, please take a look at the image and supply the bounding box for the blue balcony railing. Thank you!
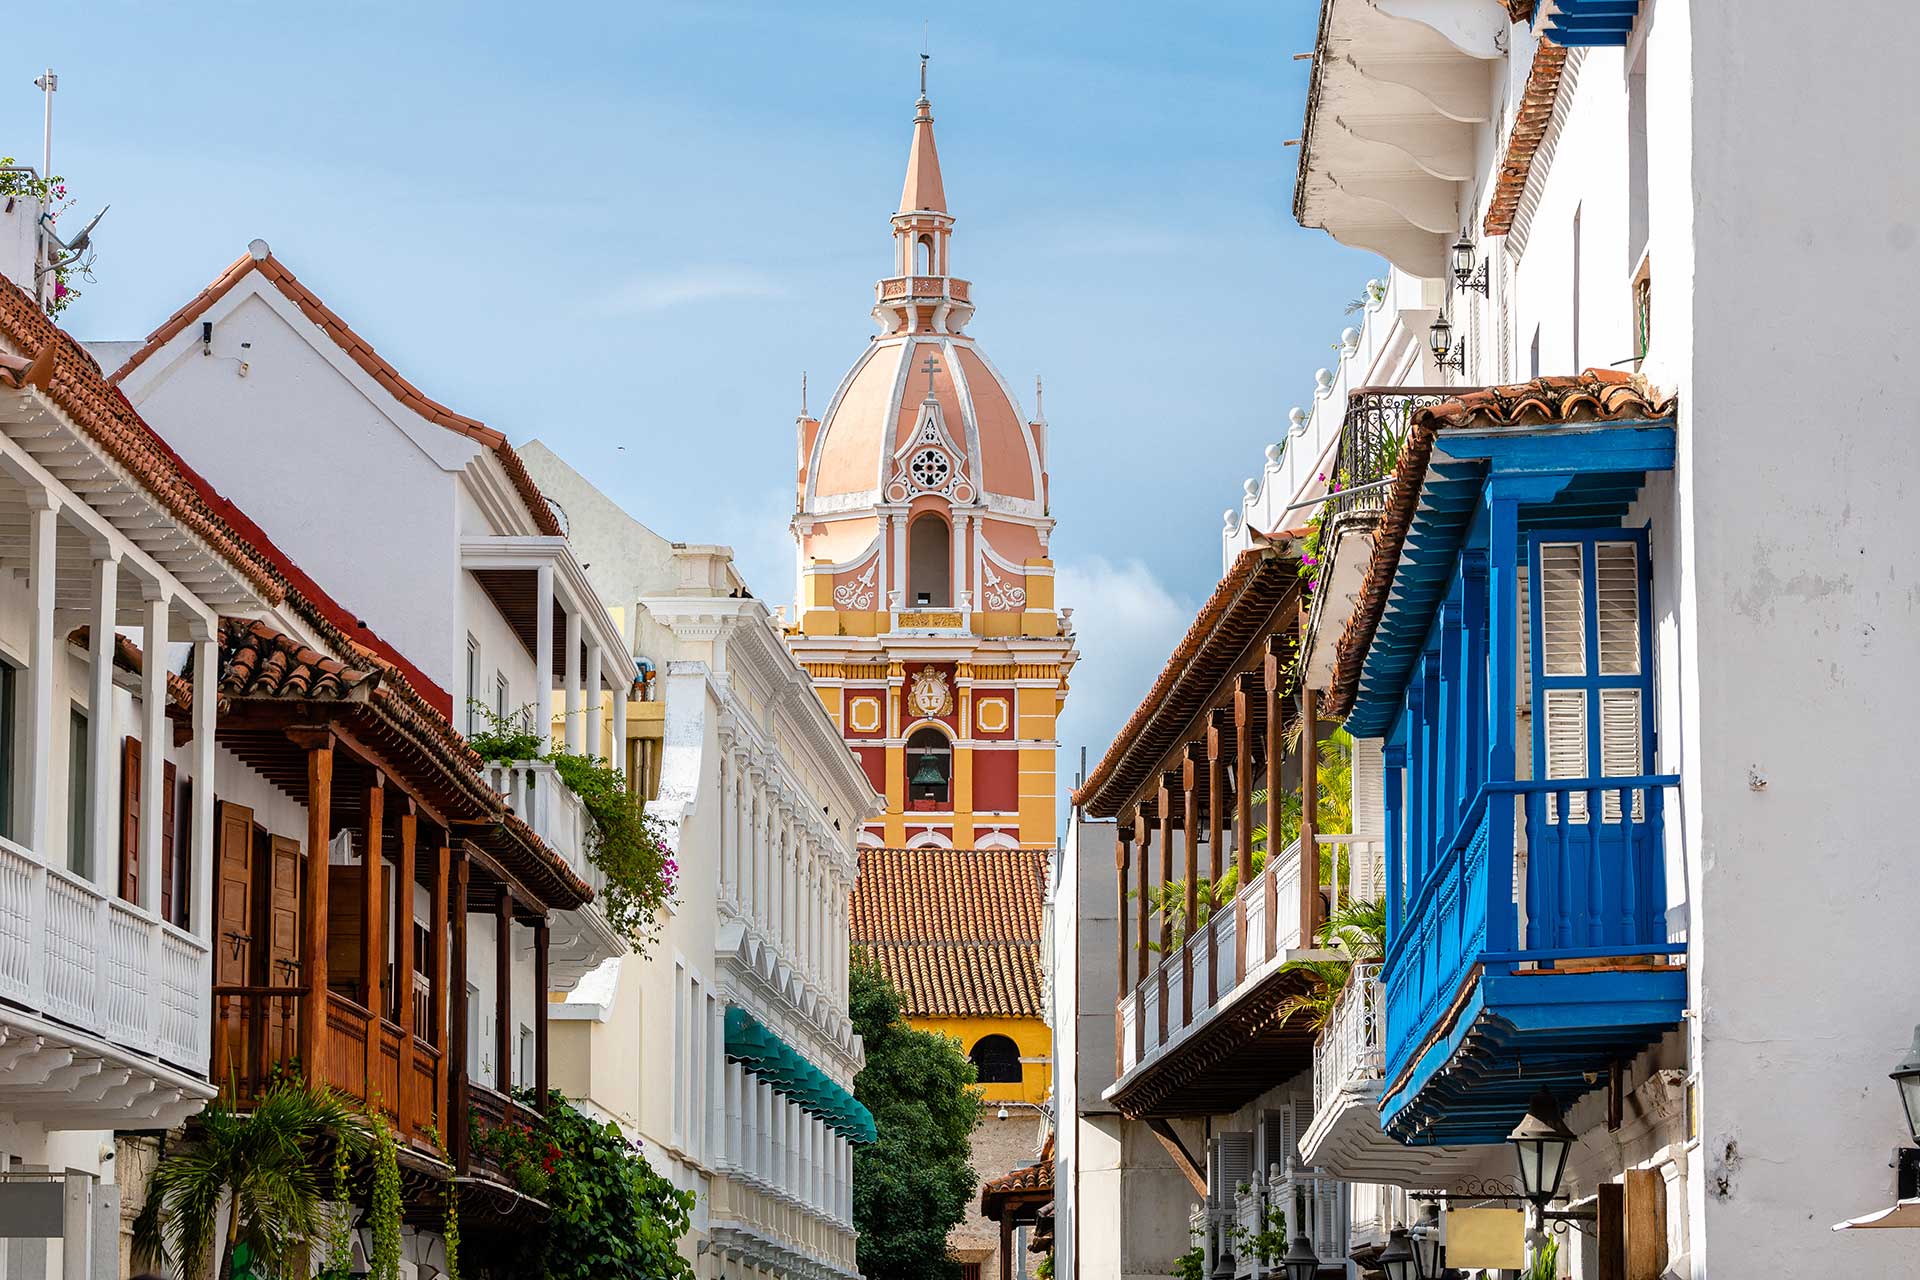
[1380,774,1682,1095]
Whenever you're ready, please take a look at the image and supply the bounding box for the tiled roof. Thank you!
[1074,540,1304,819]
[219,619,380,702]
[0,280,284,603]
[65,626,194,711]
[849,849,1047,1019]
[1326,370,1678,720]
[1484,39,1569,237]
[105,248,563,539]
[981,1136,1054,1220]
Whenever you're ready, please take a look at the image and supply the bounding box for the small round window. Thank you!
[911,448,950,489]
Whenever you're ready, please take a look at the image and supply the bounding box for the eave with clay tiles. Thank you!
[104,242,563,541]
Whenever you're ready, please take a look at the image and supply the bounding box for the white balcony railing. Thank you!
[485,760,603,895]
[0,835,210,1071]
[1312,961,1383,1112]
[1118,839,1301,1078]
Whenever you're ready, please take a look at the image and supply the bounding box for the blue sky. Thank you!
[10,1,1380,792]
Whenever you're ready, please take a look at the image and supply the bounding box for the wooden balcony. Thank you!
[213,987,445,1152]
[1377,776,1685,1145]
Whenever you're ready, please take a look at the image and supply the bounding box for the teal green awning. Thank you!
[725,1005,877,1144]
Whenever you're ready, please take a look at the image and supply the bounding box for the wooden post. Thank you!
[431,839,450,1131]
[449,845,470,1171]
[534,918,550,1111]
[999,1213,1014,1280]
[291,729,334,1073]
[395,800,417,1124]
[1115,821,1133,1080]
[1180,752,1198,1024]
[1598,1181,1625,1280]
[1263,636,1287,957]
[1300,684,1320,946]
[1156,773,1176,1044]
[1206,709,1226,1003]
[495,887,512,1094]
[362,775,385,1013]
[1234,673,1256,972]
[1134,808,1151,987]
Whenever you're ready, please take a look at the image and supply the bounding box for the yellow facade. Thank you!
[916,1015,1053,1106]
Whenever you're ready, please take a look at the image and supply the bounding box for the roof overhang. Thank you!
[1295,0,1508,275]
[461,535,637,685]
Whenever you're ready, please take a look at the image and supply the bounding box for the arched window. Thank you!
[906,725,952,809]
[969,1034,1022,1084]
[909,513,951,607]
[916,234,935,275]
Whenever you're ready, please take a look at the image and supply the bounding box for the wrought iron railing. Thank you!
[1324,387,1455,522]
[1312,961,1383,1112]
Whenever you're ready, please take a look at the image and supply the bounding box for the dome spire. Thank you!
[899,57,947,215]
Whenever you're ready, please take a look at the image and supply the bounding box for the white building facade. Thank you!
[526,444,881,1280]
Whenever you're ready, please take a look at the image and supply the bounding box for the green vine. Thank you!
[1230,1203,1289,1268]
[467,702,677,954]
[1171,1244,1207,1280]
[324,1138,354,1277]
[442,1178,462,1280]
[369,1122,402,1280]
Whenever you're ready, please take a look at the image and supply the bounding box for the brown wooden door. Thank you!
[119,736,142,902]
[268,836,302,985]
[215,802,255,986]
[158,762,178,923]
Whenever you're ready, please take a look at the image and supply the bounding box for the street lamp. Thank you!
[1282,1234,1318,1280]
[1427,312,1465,375]
[1451,234,1489,296]
[1410,1203,1444,1280]
[1378,1227,1416,1280]
[1892,1024,1920,1144]
[1508,1089,1578,1208]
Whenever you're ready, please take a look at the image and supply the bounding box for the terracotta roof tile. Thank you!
[65,626,194,712]
[1326,370,1677,720]
[849,849,1048,1019]
[0,279,284,603]
[105,249,563,538]
[1074,544,1301,818]
[1484,39,1568,237]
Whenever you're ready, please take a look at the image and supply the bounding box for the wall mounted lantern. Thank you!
[1428,311,1466,375]
[1282,1235,1319,1280]
[1892,1024,1920,1197]
[1508,1089,1578,1208]
[1378,1227,1416,1280]
[1451,234,1490,296]
[1410,1202,1445,1279]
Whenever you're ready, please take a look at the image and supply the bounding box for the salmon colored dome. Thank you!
[801,88,1047,516]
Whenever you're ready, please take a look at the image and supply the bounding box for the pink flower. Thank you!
[53,280,67,299]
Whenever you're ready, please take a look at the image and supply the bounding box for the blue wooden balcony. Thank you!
[1376,775,1683,1145]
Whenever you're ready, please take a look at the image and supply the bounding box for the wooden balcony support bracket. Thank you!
[395,799,418,1121]
[289,727,336,1070]
[1145,1118,1209,1200]
[1233,673,1257,974]
[1206,709,1228,1006]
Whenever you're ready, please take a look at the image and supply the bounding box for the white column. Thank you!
[24,497,57,859]
[611,657,629,777]
[563,607,584,754]
[85,553,119,883]
[891,514,908,605]
[534,563,554,746]
[586,642,605,757]
[718,751,735,899]
[138,591,170,914]
[952,511,968,608]
[191,635,218,940]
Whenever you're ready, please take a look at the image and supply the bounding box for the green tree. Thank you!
[849,958,980,1280]
[131,1076,374,1280]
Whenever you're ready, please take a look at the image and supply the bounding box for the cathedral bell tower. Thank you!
[785,72,1076,852]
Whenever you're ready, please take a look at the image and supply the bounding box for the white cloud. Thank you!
[600,266,784,314]
[1053,556,1199,796]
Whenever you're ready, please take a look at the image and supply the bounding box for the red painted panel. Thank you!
[973,748,1019,813]
[971,688,1015,739]
[857,745,887,794]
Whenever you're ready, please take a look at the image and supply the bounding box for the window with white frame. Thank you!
[1530,532,1652,824]
[0,658,15,842]
[465,635,481,733]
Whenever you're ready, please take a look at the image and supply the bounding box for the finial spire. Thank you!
[1035,374,1045,419]
[921,22,930,96]
[899,51,947,214]
[801,371,809,418]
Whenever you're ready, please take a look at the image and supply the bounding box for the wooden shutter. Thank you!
[215,802,255,987]
[1595,543,1646,820]
[119,736,142,902]
[1215,1130,1254,1200]
[159,762,177,922]
[1537,543,1589,823]
[269,836,303,981]
[1534,537,1651,825]
[171,779,193,927]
